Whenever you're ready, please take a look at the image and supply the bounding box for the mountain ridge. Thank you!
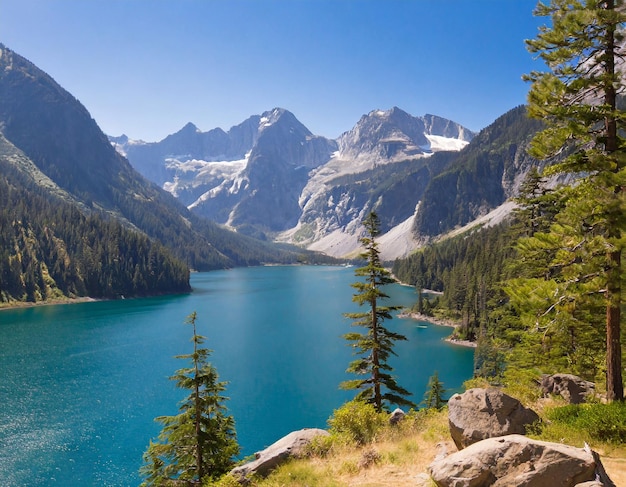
[114,106,476,247]
[115,104,544,261]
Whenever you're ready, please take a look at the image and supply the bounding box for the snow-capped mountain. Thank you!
[337,107,472,162]
[280,108,474,254]
[112,106,474,251]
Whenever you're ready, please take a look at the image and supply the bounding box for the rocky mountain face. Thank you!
[336,108,473,162]
[114,108,338,237]
[115,107,475,248]
[412,105,545,237]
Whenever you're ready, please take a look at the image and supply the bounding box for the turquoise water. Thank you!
[0,266,474,486]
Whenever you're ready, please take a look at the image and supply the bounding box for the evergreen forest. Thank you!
[0,157,190,303]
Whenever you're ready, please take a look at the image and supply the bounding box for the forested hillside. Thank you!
[0,155,190,303]
[393,165,613,385]
[393,222,514,343]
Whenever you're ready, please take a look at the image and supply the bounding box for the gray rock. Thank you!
[428,434,614,487]
[389,408,406,425]
[230,428,329,482]
[539,374,596,404]
[448,388,540,449]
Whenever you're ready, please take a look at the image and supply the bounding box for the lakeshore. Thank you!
[0,296,97,311]
[398,311,477,348]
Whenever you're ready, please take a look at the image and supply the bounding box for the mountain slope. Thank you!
[114,108,339,236]
[116,107,474,250]
[413,105,544,237]
[0,43,317,277]
[299,106,546,260]
[278,108,473,255]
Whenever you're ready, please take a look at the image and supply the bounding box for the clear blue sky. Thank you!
[1,0,545,142]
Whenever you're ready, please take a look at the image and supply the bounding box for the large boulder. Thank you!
[539,374,595,404]
[230,428,329,482]
[428,434,615,487]
[448,388,540,449]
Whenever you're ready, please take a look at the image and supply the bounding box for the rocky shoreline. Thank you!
[398,311,477,348]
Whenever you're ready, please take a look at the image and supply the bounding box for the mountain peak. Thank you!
[337,108,475,162]
[366,106,410,120]
[258,107,298,130]
[180,122,200,133]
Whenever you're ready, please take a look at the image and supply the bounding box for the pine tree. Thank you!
[422,371,447,410]
[512,167,563,238]
[140,312,239,486]
[341,212,416,412]
[523,0,626,401]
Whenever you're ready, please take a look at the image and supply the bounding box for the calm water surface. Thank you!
[0,266,473,486]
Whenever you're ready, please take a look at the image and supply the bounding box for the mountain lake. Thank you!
[0,265,474,486]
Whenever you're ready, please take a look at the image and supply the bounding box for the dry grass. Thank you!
[599,448,626,486]
[251,409,449,487]
[244,397,626,487]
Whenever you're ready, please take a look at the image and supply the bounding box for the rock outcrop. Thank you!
[428,434,615,487]
[539,374,596,404]
[389,408,406,425]
[231,428,329,483]
[448,388,540,449]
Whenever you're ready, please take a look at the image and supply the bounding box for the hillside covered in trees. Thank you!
[0,153,190,303]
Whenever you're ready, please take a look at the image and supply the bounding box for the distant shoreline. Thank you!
[0,296,98,312]
[398,311,477,348]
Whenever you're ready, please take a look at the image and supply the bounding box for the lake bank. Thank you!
[398,311,477,348]
[0,296,98,311]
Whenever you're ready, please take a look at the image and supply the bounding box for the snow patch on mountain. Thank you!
[185,157,250,208]
[424,134,470,152]
[164,153,249,201]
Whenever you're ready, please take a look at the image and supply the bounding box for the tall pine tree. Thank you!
[523,0,626,400]
[341,212,415,412]
[140,312,239,486]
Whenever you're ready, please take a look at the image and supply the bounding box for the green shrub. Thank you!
[305,432,338,458]
[204,473,241,487]
[463,377,491,390]
[327,400,387,445]
[502,367,543,405]
[259,460,345,487]
[544,402,626,444]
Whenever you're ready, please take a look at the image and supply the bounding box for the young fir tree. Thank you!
[422,371,447,411]
[341,211,415,412]
[520,0,626,401]
[140,312,239,486]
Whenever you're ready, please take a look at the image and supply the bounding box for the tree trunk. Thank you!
[371,295,382,412]
[606,250,623,401]
[603,0,623,402]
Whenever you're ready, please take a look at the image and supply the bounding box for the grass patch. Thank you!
[536,402,626,445]
[259,460,346,487]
